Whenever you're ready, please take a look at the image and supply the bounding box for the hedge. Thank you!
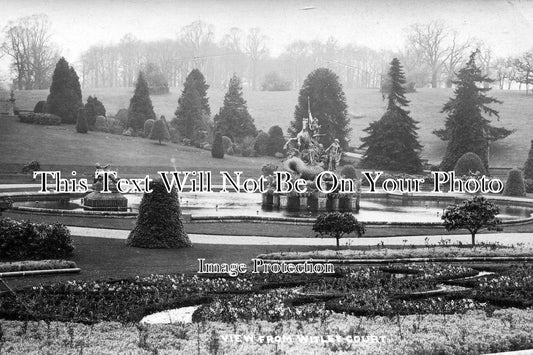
[0,218,74,260]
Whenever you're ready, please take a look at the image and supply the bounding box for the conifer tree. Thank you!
[128,71,156,131]
[214,74,257,142]
[174,69,211,141]
[360,58,423,173]
[289,68,350,148]
[524,140,533,180]
[438,51,512,171]
[46,57,83,124]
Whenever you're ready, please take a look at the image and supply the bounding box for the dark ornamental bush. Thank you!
[19,112,62,125]
[46,57,83,124]
[211,132,224,159]
[524,140,533,180]
[454,152,487,176]
[76,108,88,133]
[0,218,74,260]
[143,119,155,137]
[503,169,526,197]
[149,118,170,144]
[33,100,47,113]
[127,179,192,248]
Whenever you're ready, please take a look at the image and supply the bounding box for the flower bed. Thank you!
[258,245,533,261]
[0,260,76,273]
[1,264,533,325]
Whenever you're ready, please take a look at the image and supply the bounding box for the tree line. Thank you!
[5,15,533,92]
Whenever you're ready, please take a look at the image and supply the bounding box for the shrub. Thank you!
[21,161,40,174]
[524,140,533,180]
[0,218,74,260]
[76,108,88,133]
[115,108,129,128]
[143,119,155,137]
[33,100,47,113]
[503,169,526,197]
[149,118,171,144]
[212,132,224,159]
[261,72,291,91]
[19,112,61,125]
[85,96,106,128]
[94,116,108,132]
[267,125,286,156]
[127,180,192,248]
[340,165,358,179]
[253,131,270,156]
[313,212,365,247]
[454,152,487,176]
[222,136,233,154]
[525,179,533,193]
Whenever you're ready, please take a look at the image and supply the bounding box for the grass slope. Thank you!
[11,87,531,168]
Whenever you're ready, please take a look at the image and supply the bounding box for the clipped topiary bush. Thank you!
[503,169,526,197]
[76,108,88,133]
[149,118,170,144]
[267,125,286,156]
[127,180,192,248]
[94,115,108,132]
[116,108,129,129]
[254,131,270,156]
[340,165,358,179]
[524,140,533,180]
[212,132,224,159]
[33,100,47,113]
[454,152,487,176]
[222,136,233,154]
[143,119,155,137]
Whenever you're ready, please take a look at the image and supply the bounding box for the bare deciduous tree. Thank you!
[244,27,268,90]
[2,14,59,89]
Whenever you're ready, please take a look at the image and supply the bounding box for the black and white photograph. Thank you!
[1,0,533,354]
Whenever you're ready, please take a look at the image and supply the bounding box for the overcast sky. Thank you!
[2,0,533,71]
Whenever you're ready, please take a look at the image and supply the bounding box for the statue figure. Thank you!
[284,97,323,165]
[324,139,342,171]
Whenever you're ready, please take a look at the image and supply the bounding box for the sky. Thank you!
[2,0,533,76]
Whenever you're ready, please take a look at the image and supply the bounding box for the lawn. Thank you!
[10,86,532,169]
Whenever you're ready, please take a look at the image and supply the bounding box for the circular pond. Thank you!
[13,192,533,223]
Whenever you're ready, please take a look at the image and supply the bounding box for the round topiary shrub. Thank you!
[503,168,526,197]
[222,136,233,154]
[144,119,155,137]
[116,108,129,128]
[95,115,108,132]
[127,179,192,248]
[33,100,47,113]
[340,165,358,179]
[454,152,487,176]
[253,131,270,156]
[212,132,224,159]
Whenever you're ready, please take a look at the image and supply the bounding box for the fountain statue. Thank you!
[82,163,128,211]
[263,98,360,213]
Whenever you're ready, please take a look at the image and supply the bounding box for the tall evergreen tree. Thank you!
[214,74,257,142]
[174,69,211,142]
[46,57,83,124]
[438,51,512,171]
[128,71,156,131]
[359,58,423,173]
[289,68,350,148]
[523,140,533,180]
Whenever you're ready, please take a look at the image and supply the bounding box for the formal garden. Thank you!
[1,23,533,354]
